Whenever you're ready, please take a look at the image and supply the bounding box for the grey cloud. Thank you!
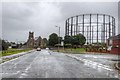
[2,2,118,42]
[60,2,118,19]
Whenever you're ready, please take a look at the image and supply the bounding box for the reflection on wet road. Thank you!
[66,54,119,78]
[1,50,119,78]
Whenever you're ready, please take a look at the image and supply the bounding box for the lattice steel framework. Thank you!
[65,14,115,44]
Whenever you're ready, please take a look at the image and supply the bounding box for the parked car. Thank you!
[37,48,41,51]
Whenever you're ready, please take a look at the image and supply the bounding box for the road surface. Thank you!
[1,50,119,78]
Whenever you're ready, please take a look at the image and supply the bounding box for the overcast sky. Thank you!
[1,1,119,42]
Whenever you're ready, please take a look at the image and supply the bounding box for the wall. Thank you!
[111,39,120,54]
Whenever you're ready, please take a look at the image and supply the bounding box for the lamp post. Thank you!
[55,26,60,52]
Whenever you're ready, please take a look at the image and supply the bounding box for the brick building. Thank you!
[107,34,120,54]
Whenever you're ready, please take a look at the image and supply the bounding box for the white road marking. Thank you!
[21,73,27,76]
[2,71,20,74]
[19,52,39,78]
[67,54,113,71]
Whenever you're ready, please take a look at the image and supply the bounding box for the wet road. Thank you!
[1,50,119,78]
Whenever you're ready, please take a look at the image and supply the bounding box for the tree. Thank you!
[64,35,72,44]
[64,35,73,48]
[71,34,86,47]
[48,33,59,46]
[0,39,2,50]
[2,40,9,50]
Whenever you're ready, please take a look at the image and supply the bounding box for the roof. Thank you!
[108,34,120,40]
[35,36,42,41]
[35,37,39,40]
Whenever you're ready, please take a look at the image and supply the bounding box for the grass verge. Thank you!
[52,48,86,54]
[1,48,32,57]
[0,48,32,64]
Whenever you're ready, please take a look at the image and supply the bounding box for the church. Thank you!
[26,31,45,48]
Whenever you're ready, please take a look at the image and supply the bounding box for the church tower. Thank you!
[26,31,34,48]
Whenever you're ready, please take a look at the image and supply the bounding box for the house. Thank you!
[11,44,18,48]
[107,34,120,54]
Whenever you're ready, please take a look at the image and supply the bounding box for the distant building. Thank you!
[65,14,115,44]
[34,36,42,48]
[107,34,120,54]
[11,44,18,48]
[26,32,34,48]
[26,31,46,48]
[40,39,47,48]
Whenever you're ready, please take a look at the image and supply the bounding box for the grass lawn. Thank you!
[53,48,86,54]
[67,48,85,52]
[1,48,32,56]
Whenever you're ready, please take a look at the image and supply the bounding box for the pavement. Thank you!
[1,49,119,78]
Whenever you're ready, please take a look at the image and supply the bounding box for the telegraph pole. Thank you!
[55,26,60,52]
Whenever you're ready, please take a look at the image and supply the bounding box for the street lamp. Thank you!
[55,26,60,52]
